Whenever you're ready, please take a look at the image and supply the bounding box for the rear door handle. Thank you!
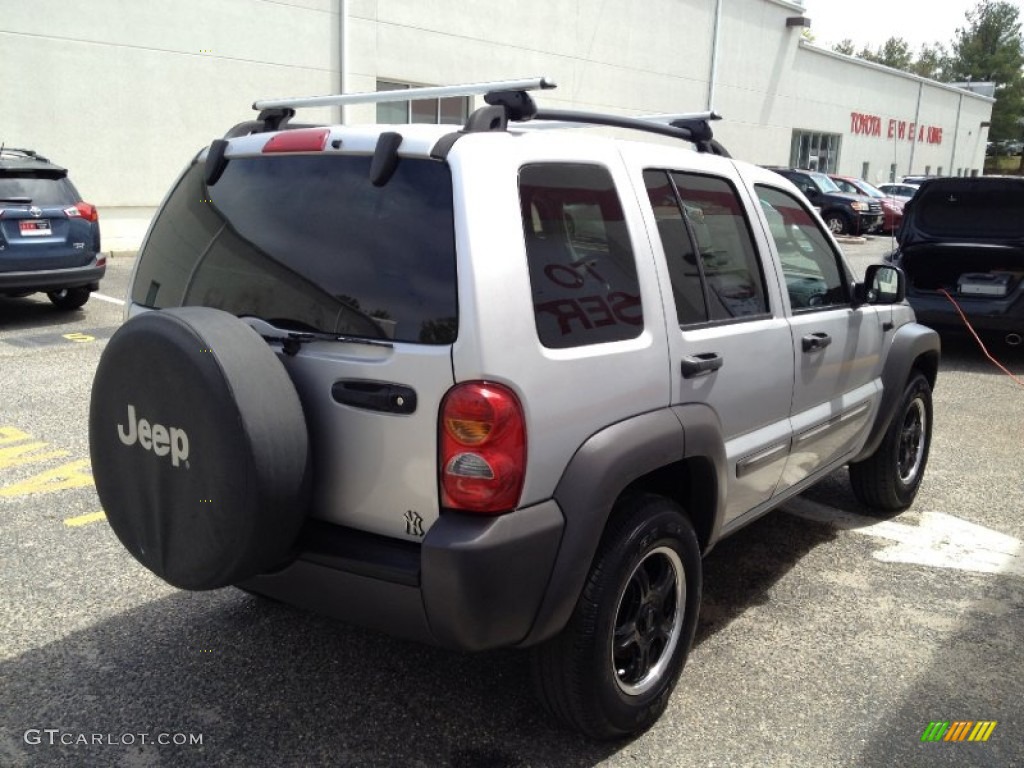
[681,353,723,378]
[802,332,832,352]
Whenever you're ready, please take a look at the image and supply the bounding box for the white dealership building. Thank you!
[2,0,994,251]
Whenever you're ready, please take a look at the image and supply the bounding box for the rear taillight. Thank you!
[262,128,330,153]
[440,382,526,514]
[65,202,99,222]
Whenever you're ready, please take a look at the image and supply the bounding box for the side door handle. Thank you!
[681,353,723,379]
[801,332,832,352]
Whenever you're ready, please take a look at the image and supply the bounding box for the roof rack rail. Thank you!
[252,77,557,112]
[239,76,728,155]
[525,109,730,156]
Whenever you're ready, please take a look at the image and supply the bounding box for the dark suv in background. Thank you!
[885,175,1023,346]
[0,148,103,310]
[764,167,883,236]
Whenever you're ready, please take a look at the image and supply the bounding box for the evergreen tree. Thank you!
[948,0,1024,141]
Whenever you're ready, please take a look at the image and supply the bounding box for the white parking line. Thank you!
[92,292,125,306]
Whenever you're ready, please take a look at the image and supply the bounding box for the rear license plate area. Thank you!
[19,220,52,237]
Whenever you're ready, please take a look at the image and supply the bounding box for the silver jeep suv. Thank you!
[89,78,939,739]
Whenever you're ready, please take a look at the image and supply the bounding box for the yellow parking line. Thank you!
[64,511,107,527]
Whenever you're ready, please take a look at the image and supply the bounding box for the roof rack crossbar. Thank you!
[253,77,556,112]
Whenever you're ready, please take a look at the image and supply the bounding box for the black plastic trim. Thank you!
[429,132,463,160]
[484,90,538,120]
[0,264,105,291]
[297,520,420,586]
[204,139,229,187]
[369,132,403,187]
[850,322,940,463]
[240,500,564,651]
[421,501,563,650]
[331,379,417,415]
[521,405,727,646]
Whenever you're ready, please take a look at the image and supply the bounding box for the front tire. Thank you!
[530,494,702,740]
[47,287,90,310]
[849,372,932,512]
[823,211,852,236]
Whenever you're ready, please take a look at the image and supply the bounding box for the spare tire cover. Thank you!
[89,307,311,590]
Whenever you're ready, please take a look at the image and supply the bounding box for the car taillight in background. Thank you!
[440,381,526,514]
[64,202,99,222]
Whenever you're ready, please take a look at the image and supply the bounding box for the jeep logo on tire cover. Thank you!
[117,404,190,468]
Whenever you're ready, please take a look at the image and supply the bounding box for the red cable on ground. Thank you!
[939,288,1024,389]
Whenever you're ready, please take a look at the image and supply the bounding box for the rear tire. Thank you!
[530,494,701,740]
[47,287,90,310]
[849,372,932,512]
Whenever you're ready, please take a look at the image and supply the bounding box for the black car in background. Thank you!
[762,166,884,236]
[1,148,104,310]
[886,176,1024,346]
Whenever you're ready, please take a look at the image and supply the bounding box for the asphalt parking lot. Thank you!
[1,245,1021,768]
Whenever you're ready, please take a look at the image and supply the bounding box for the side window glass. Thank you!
[643,171,708,325]
[519,164,643,349]
[756,185,850,311]
[644,170,769,325]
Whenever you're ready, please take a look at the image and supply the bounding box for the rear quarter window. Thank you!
[519,163,643,349]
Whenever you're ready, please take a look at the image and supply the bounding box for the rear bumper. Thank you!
[908,291,1023,334]
[240,499,565,651]
[859,214,884,233]
[0,263,105,292]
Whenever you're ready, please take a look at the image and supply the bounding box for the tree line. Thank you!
[826,0,1023,142]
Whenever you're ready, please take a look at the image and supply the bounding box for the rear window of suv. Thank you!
[0,175,77,206]
[131,154,458,344]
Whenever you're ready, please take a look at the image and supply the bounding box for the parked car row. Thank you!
[0,147,104,309]
[877,182,920,204]
[828,174,904,234]
[761,166,885,236]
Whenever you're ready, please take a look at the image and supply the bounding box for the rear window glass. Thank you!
[519,163,643,348]
[913,180,1024,240]
[132,154,457,344]
[0,176,76,206]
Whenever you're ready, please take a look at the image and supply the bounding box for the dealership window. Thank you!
[790,131,842,173]
[375,81,470,125]
[937,166,943,175]
[889,163,897,182]
[861,162,870,180]
[925,165,932,176]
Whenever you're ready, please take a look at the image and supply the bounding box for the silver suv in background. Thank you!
[89,79,939,740]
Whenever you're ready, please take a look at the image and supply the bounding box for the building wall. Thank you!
[1,0,342,249]
[1,0,993,252]
[345,0,717,120]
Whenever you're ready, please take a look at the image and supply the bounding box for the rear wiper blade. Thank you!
[240,316,394,355]
[0,197,32,203]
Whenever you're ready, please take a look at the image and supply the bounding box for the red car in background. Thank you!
[829,174,903,234]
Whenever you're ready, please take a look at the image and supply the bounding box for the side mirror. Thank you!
[855,264,905,306]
